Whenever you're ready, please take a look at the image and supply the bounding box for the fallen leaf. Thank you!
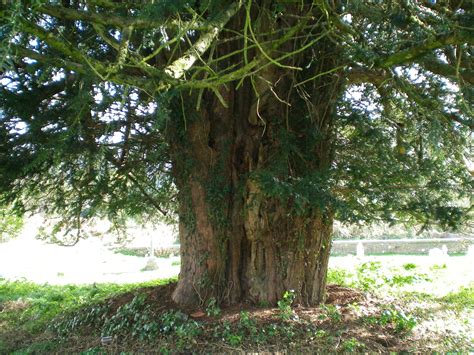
[190,310,206,318]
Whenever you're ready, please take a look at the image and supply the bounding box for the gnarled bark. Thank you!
[168,3,343,307]
[169,56,341,307]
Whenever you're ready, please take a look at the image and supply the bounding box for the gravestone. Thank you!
[356,241,365,259]
[467,245,474,258]
[142,228,159,271]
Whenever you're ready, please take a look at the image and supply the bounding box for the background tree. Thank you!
[0,0,472,307]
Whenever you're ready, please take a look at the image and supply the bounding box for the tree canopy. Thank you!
[1,1,471,231]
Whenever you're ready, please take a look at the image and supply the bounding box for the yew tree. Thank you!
[0,1,472,307]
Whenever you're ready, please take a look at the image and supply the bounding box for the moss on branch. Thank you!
[377,32,473,69]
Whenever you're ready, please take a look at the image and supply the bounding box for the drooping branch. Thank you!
[347,31,473,87]
[395,76,473,129]
[417,56,474,85]
[19,19,91,65]
[104,151,169,216]
[27,2,243,93]
[13,75,76,103]
[346,62,472,130]
[11,45,155,91]
[40,3,208,31]
[38,4,166,30]
[377,31,473,69]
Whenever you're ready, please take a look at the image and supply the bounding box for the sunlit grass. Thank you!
[441,283,474,311]
[0,277,176,333]
[1,256,472,353]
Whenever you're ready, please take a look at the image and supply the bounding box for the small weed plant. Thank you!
[239,311,258,336]
[101,295,157,340]
[277,290,296,320]
[385,273,430,287]
[205,297,221,317]
[431,263,447,270]
[364,307,417,333]
[356,261,384,291]
[381,308,417,333]
[327,268,353,286]
[341,337,364,351]
[329,261,430,292]
[441,283,474,311]
[213,313,258,347]
[403,263,417,270]
[320,304,342,322]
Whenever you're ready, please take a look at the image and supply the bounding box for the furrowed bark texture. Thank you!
[169,5,343,307]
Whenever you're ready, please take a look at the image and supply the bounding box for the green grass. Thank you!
[114,248,148,257]
[441,283,474,311]
[1,256,472,353]
[327,261,432,292]
[0,277,177,352]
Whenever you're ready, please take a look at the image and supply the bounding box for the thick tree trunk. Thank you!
[169,4,343,307]
[172,158,333,307]
[169,65,340,307]
[173,180,333,307]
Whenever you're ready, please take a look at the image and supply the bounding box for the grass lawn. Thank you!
[0,256,472,353]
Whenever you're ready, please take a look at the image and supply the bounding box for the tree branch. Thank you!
[11,45,155,92]
[165,2,242,80]
[39,4,160,30]
[104,152,168,216]
[377,31,473,68]
[20,19,91,65]
[346,67,392,86]
[39,4,207,31]
[417,56,474,85]
[32,2,242,91]
[91,23,120,51]
[395,76,473,129]
[10,45,87,74]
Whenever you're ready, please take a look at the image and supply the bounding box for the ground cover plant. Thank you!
[0,278,176,351]
[1,256,472,353]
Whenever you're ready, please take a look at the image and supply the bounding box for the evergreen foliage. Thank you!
[0,0,472,239]
[0,205,23,242]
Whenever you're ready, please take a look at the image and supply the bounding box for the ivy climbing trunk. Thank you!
[168,4,343,307]
[169,57,342,307]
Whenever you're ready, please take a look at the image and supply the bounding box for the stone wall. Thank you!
[117,238,473,258]
[331,238,473,256]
